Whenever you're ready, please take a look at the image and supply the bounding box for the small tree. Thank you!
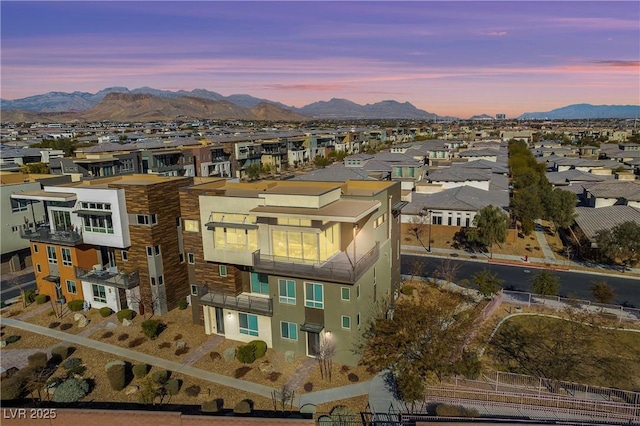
[590,280,616,305]
[467,205,508,258]
[595,221,640,271]
[316,337,335,382]
[473,269,504,298]
[531,270,560,297]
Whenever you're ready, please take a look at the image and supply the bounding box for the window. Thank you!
[61,248,72,266]
[151,214,158,225]
[251,272,269,295]
[357,284,360,299]
[47,246,57,264]
[279,279,296,304]
[341,315,351,329]
[80,202,110,210]
[146,246,153,256]
[33,244,38,253]
[150,277,156,286]
[374,213,387,229]
[122,250,128,261]
[83,214,114,234]
[154,245,161,256]
[92,284,106,303]
[219,265,227,277]
[66,280,77,294]
[11,199,28,213]
[158,275,164,286]
[239,313,259,336]
[281,321,298,340]
[137,214,149,225]
[305,282,324,309]
[179,253,185,263]
[191,284,198,296]
[341,287,350,301]
[183,219,199,232]
[432,215,443,225]
[214,227,258,251]
[187,253,195,264]
[36,264,41,273]
[357,313,361,327]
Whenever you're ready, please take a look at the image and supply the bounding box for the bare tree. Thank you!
[271,384,295,413]
[316,336,336,382]
[7,275,28,308]
[434,258,461,284]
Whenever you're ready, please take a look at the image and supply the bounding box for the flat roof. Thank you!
[60,174,190,188]
[11,190,77,202]
[251,199,380,223]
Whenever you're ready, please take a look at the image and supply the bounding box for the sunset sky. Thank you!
[1,1,639,118]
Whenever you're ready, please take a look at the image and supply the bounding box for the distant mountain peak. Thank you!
[519,103,640,119]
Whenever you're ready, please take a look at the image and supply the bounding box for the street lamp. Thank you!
[427,209,433,252]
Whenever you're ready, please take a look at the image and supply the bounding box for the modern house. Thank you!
[181,179,403,365]
[11,174,193,315]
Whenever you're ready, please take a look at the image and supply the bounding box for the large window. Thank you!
[136,214,157,225]
[305,282,324,309]
[80,202,111,210]
[238,313,259,336]
[61,247,72,266]
[279,279,296,304]
[281,321,298,340]
[271,223,339,264]
[66,279,77,294]
[213,227,258,251]
[251,273,269,295]
[341,287,350,301]
[11,199,29,213]
[47,246,57,264]
[183,219,199,232]
[92,284,106,303]
[83,214,114,234]
[341,315,351,329]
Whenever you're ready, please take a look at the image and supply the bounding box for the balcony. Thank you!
[199,291,273,317]
[149,163,183,173]
[253,242,379,284]
[20,227,83,246]
[74,267,140,290]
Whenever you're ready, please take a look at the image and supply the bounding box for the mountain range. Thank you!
[1,87,638,121]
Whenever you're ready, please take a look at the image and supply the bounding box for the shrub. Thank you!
[117,333,129,341]
[178,299,188,310]
[24,289,36,304]
[165,378,180,395]
[116,309,134,323]
[104,360,126,372]
[267,372,281,382]
[185,385,201,397]
[435,404,479,417]
[173,334,183,341]
[52,378,89,403]
[347,373,359,382]
[48,322,60,329]
[35,294,49,304]
[340,365,350,374]
[128,337,146,348]
[141,319,160,339]
[209,351,221,361]
[202,398,223,413]
[152,370,169,385]
[330,405,356,423]
[236,345,256,364]
[175,346,189,356]
[101,331,114,339]
[5,335,20,344]
[248,340,267,359]
[1,375,24,400]
[158,342,171,349]
[50,346,69,363]
[234,366,251,379]
[234,399,252,414]
[27,352,48,368]
[67,300,85,312]
[59,323,72,331]
[304,382,313,392]
[63,357,82,371]
[132,364,148,378]
[106,363,126,391]
[99,307,112,317]
[400,285,414,296]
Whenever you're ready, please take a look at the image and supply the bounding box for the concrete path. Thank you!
[534,220,558,261]
[180,334,223,366]
[285,357,316,391]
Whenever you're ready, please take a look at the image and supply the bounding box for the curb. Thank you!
[487,259,571,271]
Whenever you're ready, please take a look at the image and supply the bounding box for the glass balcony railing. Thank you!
[20,227,83,246]
[74,267,140,290]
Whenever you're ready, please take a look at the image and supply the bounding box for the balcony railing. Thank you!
[74,267,140,290]
[253,241,380,284]
[20,227,83,246]
[199,290,273,317]
[149,163,183,172]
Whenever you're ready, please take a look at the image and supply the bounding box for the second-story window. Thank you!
[83,214,114,234]
[305,282,323,309]
[61,248,72,267]
[47,246,57,264]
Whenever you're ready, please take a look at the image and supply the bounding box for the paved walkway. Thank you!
[285,357,316,391]
[180,334,223,366]
[534,220,558,261]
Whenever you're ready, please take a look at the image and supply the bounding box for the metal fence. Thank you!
[502,290,640,322]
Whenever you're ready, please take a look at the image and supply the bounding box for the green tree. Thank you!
[531,270,560,297]
[473,269,504,298]
[20,162,49,174]
[313,155,330,168]
[467,205,508,258]
[589,280,616,304]
[357,286,481,385]
[544,189,577,234]
[511,186,544,235]
[595,221,640,271]
[245,163,261,180]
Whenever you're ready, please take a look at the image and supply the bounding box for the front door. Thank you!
[307,332,320,357]
[215,307,225,335]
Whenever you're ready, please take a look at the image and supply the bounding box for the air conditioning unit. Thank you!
[92,264,103,272]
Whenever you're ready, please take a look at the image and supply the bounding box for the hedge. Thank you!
[132,364,148,378]
[68,300,85,312]
[248,340,267,359]
[201,399,223,413]
[178,299,188,310]
[435,404,479,417]
[51,346,69,362]
[165,378,180,396]
[116,309,134,323]
[141,319,160,339]
[27,352,48,368]
[236,344,256,364]
[152,370,169,385]
[52,378,89,403]
[106,364,126,391]
[24,289,37,304]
